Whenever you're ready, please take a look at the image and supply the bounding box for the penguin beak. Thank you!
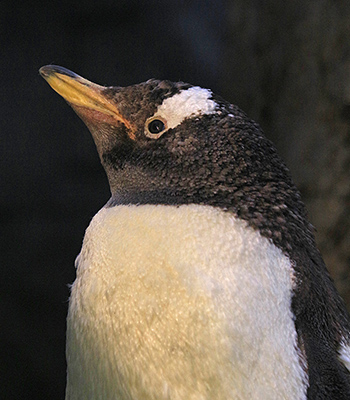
[39,65,133,131]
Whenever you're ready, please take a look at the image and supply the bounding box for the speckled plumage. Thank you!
[40,65,350,399]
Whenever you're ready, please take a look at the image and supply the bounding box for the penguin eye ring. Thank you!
[145,117,168,139]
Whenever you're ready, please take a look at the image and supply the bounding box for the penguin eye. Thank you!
[145,117,168,139]
[148,119,165,134]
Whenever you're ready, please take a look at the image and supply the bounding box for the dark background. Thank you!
[2,1,350,399]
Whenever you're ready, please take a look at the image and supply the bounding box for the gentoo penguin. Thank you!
[40,65,350,400]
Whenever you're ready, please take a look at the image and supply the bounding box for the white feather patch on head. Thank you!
[338,341,350,372]
[152,87,217,130]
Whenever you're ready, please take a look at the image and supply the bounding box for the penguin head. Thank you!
[40,65,283,206]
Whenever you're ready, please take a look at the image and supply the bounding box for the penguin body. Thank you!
[67,204,306,399]
[40,65,350,399]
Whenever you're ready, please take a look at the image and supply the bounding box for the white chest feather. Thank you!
[66,205,307,400]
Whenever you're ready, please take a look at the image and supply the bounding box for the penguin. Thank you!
[39,64,350,400]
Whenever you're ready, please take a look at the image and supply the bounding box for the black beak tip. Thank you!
[39,65,78,79]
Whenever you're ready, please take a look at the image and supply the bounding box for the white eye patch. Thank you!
[145,87,218,137]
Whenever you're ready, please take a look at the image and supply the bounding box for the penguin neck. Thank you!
[106,189,191,208]
[106,179,315,260]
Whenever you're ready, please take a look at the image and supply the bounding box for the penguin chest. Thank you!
[66,204,307,400]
